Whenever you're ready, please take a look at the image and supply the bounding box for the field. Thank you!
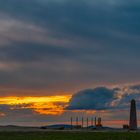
[0,131,140,140]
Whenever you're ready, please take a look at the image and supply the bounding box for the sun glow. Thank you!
[0,96,71,115]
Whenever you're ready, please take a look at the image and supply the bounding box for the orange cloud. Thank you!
[23,102,68,115]
[0,96,71,115]
[0,112,5,117]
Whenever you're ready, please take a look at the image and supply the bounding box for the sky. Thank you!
[0,0,140,127]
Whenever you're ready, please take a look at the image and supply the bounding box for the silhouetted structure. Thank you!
[129,99,137,130]
[71,117,73,129]
[76,117,78,126]
[82,117,84,128]
[123,124,129,130]
[91,117,93,126]
[95,117,97,127]
[87,117,89,128]
[96,117,102,127]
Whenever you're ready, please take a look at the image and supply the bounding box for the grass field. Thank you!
[0,132,139,140]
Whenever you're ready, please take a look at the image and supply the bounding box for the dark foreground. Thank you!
[0,132,140,140]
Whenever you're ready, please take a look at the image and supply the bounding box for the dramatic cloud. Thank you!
[0,0,140,126]
[0,0,139,93]
[0,85,140,127]
[67,85,140,110]
[67,87,116,110]
[0,96,70,116]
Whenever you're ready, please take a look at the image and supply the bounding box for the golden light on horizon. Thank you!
[0,95,71,115]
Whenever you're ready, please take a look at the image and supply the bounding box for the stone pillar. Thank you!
[129,99,137,130]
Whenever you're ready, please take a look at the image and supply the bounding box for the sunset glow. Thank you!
[0,96,71,115]
[0,0,140,128]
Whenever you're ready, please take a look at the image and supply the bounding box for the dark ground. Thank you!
[0,131,139,140]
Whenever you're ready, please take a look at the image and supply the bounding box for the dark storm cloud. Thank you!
[67,87,116,110]
[0,0,140,43]
[67,85,140,110]
[0,43,73,63]
[0,0,140,92]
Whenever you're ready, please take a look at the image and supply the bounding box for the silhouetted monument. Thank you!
[129,99,137,130]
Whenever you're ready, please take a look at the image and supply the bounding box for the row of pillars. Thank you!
[70,117,102,128]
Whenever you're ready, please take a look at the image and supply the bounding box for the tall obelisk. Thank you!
[129,99,137,130]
